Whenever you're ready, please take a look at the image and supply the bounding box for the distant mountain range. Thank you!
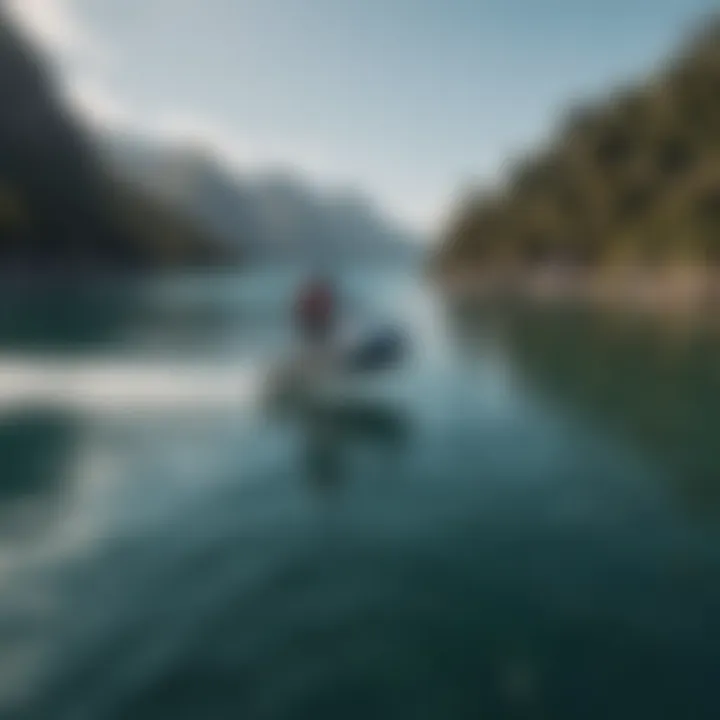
[0,7,417,279]
[100,134,420,263]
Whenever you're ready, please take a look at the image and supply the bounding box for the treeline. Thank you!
[436,19,720,272]
[0,11,234,275]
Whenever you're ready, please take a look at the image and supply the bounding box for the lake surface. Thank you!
[3,266,720,719]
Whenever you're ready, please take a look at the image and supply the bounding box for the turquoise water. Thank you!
[2,268,720,719]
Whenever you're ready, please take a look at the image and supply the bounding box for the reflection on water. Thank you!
[4,270,720,719]
[448,301,720,519]
[294,400,412,492]
[0,286,139,352]
[0,277,280,356]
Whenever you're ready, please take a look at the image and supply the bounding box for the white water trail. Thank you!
[0,356,265,417]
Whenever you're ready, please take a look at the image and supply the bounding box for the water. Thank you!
[2,267,720,719]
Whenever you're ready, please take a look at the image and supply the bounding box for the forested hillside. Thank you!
[436,20,720,273]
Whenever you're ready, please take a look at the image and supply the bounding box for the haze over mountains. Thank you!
[100,134,419,263]
[0,7,416,279]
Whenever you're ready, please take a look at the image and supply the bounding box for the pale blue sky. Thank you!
[9,0,719,234]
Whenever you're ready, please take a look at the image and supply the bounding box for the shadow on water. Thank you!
[446,298,720,519]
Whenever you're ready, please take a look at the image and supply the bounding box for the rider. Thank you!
[294,273,338,345]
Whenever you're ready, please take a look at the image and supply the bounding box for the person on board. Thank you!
[294,273,338,345]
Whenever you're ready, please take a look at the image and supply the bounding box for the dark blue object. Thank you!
[346,327,408,372]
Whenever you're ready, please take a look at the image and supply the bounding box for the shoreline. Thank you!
[435,265,720,316]
[0,262,243,294]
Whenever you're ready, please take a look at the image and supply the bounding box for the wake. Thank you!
[0,356,265,416]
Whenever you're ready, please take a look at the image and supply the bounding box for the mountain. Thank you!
[0,10,230,276]
[435,16,720,275]
[102,135,419,263]
[99,135,260,258]
[242,172,418,261]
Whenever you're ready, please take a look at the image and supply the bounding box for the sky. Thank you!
[5,0,719,236]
